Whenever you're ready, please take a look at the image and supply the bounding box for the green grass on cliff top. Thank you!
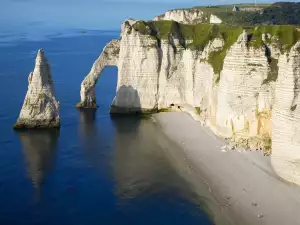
[133,20,300,50]
[248,25,300,51]
[132,21,243,50]
[132,20,300,81]
[132,21,243,77]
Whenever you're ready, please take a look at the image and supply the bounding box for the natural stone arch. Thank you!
[76,39,120,108]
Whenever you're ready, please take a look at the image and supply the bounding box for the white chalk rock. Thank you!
[210,15,222,24]
[14,49,60,129]
[154,8,222,25]
[77,20,300,185]
[272,42,300,184]
[154,9,206,24]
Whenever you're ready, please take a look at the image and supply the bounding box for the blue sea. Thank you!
[0,29,212,225]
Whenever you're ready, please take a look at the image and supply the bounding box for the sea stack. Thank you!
[14,49,60,129]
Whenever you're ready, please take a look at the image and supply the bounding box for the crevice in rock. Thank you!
[291,64,300,112]
[262,45,279,85]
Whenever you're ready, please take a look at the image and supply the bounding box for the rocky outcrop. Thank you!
[78,19,300,184]
[210,15,222,24]
[154,8,207,24]
[14,49,60,129]
[154,8,223,25]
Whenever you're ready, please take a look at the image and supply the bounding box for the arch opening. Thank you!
[76,39,120,109]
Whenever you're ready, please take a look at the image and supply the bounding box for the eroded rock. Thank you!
[153,9,206,24]
[14,49,60,129]
[76,40,120,108]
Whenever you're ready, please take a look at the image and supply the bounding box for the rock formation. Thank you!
[153,8,223,25]
[78,18,300,185]
[272,42,300,184]
[209,15,222,24]
[153,8,207,24]
[76,40,120,108]
[14,49,60,129]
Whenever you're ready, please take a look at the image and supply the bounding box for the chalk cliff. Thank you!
[153,8,222,24]
[272,42,300,184]
[154,8,207,24]
[78,19,300,185]
[14,49,60,129]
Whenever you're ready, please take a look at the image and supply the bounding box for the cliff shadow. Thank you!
[111,116,163,199]
[109,84,148,199]
[110,85,143,115]
[110,114,193,201]
[15,129,59,191]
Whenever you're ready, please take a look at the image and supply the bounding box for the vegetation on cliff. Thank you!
[131,19,300,83]
[132,20,243,49]
[207,26,243,78]
[248,25,300,51]
[196,2,300,26]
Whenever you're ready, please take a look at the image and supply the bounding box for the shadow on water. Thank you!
[110,85,167,198]
[15,129,59,191]
[78,85,213,224]
[111,116,169,199]
[110,87,200,201]
[109,86,214,224]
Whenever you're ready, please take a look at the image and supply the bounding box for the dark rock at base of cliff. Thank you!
[13,118,60,129]
[76,101,98,109]
[110,105,158,114]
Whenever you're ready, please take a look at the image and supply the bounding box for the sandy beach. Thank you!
[152,112,300,225]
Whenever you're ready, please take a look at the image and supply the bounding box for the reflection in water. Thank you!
[78,106,213,222]
[17,129,59,190]
[78,108,111,172]
[111,116,195,200]
[111,116,220,224]
[78,108,97,141]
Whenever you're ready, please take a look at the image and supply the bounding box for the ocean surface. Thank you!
[0,30,212,225]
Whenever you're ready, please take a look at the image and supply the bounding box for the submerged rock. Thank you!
[14,49,60,129]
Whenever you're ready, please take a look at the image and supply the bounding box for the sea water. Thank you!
[0,30,212,225]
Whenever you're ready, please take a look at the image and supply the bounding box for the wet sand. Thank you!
[153,112,300,225]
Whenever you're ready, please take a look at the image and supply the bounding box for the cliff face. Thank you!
[153,9,207,24]
[78,19,300,185]
[14,49,60,129]
[154,8,223,25]
[272,43,300,183]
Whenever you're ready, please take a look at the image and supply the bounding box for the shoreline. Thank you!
[152,112,300,225]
